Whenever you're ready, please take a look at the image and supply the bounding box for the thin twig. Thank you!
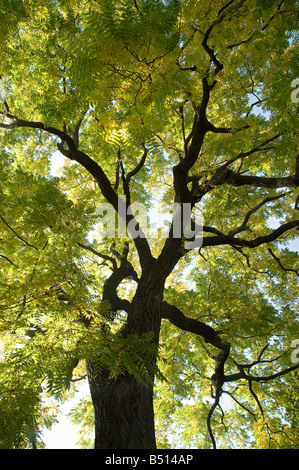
[0,212,38,250]
[77,242,118,271]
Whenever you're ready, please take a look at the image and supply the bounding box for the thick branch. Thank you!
[126,144,148,184]
[78,242,138,315]
[248,364,299,383]
[192,169,298,204]
[161,301,229,352]
[202,0,246,74]
[118,147,131,203]
[173,79,211,203]
[91,242,137,314]
[224,363,299,383]
[225,343,299,384]
[224,169,299,189]
[0,115,120,206]
[172,0,248,205]
[206,121,250,134]
[202,220,299,248]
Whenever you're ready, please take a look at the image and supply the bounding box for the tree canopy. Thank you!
[0,0,298,449]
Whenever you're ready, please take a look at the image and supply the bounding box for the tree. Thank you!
[0,0,298,449]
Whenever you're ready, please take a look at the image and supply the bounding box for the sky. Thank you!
[42,381,91,449]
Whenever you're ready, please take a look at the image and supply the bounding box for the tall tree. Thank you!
[0,0,298,449]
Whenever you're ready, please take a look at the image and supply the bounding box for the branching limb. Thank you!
[248,379,264,417]
[162,302,298,448]
[161,301,229,351]
[228,193,288,237]
[206,121,250,134]
[78,241,138,316]
[225,358,299,385]
[202,0,246,75]
[161,300,230,449]
[219,345,299,442]
[247,364,299,383]
[77,242,118,271]
[268,248,299,276]
[118,147,131,203]
[207,345,231,449]
[222,390,256,419]
[126,143,148,184]
[171,1,249,203]
[220,133,282,170]
[223,169,299,189]
[202,219,299,248]
[193,169,298,204]
[191,139,298,205]
[0,109,154,272]
[172,79,213,203]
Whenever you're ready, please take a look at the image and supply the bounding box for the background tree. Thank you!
[0,0,298,449]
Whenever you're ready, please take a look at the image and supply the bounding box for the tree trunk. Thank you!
[86,276,163,449]
[86,364,156,449]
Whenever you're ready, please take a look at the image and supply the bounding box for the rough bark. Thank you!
[86,362,156,449]
[86,269,164,449]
